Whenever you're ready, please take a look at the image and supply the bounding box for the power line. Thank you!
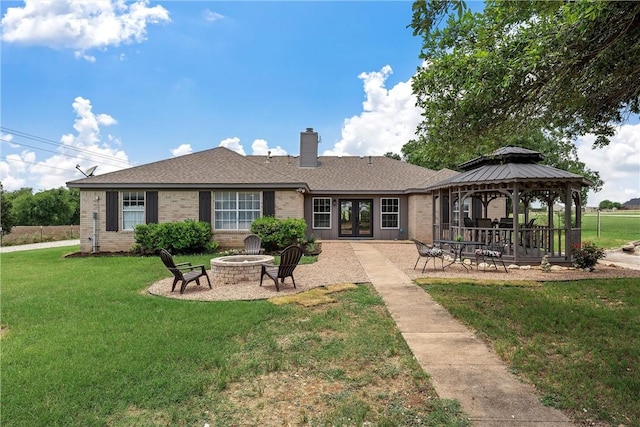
[0,137,132,170]
[1,126,133,167]
[0,156,78,173]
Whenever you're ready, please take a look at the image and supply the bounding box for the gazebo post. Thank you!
[564,184,572,261]
[513,186,520,262]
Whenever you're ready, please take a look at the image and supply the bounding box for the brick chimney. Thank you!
[299,128,319,167]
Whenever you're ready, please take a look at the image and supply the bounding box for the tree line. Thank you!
[1,183,80,234]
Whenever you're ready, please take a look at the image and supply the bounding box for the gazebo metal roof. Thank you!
[427,146,592,190]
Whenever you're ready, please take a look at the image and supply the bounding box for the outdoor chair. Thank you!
[260,245,303,291]
[519,218,537,253]
[244,234,264,255]
[474,242,508,273]
[476,218,494,243]
[160,249,211,294]
[463,216,475,240]
[410,238,444,272]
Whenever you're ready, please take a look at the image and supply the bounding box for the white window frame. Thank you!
[122,191,145,231]
[453,198,470,227]
[214,191,261,230]
[312,197,332,229]
[380,198,400,229]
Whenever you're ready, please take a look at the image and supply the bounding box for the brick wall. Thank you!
[275,190,304,219]
[158,190,199,222]
[408,194,433,243]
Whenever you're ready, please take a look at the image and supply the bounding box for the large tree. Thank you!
[409,0,640,155]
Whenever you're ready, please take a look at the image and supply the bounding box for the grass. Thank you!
[418,278,640,427]
[581,211,640,248]
[1,247,468,426]
[528,210,640,249]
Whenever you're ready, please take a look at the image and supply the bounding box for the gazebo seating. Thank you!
[244,234,264,255]
[260,245,303,291]
[410,238,444,272]
[474,242,508,273]
[160,249,212,294]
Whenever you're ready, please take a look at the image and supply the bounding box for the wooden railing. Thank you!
[434,223,574,260]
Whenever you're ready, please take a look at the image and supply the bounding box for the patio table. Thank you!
[434,239,485,271]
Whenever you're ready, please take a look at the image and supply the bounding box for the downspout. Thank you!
[92,211,98,253]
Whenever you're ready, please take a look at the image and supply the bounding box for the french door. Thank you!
[339,199,373,238]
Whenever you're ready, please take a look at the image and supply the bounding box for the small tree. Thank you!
[0,183,16,235]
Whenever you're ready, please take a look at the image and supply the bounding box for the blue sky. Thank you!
[1,0,638,207]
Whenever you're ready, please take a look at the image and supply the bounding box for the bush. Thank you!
[133,220,218,255]
[572,241,606,271]
[250,217,307,252]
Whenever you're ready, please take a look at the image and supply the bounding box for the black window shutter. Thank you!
[146,191,158,224]
[263,191,275,217]
[199,191,211,222]
[106,191,119,231]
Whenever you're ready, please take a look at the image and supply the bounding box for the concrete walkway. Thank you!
[0,239,80,253]
[350,242,574,426]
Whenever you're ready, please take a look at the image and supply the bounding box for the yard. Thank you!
[2,228,639,426]
[0,247,467,426]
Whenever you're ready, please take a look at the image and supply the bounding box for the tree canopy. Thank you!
[3,186,80,226]
[409,0,640,150]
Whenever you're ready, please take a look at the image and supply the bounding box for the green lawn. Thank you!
[1,247,467,426]
[418,278,640,427]
[528,210,640,249]
[581,211,640,248]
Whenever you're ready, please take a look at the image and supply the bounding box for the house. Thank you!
[67,128,459,253]
[623,198,640,210]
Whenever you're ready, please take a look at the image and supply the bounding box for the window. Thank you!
[214,191,261,230]
[313,198,331,229]
[453,198,470,226]
[122,191,145,230]
[381,198,399,229]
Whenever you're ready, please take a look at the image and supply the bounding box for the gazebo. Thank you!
[426,146,592,265]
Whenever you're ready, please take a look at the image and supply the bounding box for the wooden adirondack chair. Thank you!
[259,245,303,291]
[244,234,264,255]
[160,249,211,294]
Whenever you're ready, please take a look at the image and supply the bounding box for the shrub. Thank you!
[250,217,307,252]
[133,220,218,255]
[572,241,606,271]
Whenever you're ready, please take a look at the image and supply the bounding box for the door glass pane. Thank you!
[340,201,353,235]
[358,201,372,236]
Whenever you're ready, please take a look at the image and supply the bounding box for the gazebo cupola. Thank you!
[426,146,592,264]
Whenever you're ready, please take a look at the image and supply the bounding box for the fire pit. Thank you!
[210,255,274,284]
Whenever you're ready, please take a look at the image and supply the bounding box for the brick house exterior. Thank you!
[67,129,460,253]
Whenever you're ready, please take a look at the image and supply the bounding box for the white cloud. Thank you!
[1,0,170,60]
[251,139,288,156]
[324,65,421,157]
[576,123,640,206]
[171,144,192,157]
[0,96,131,191]
[1,132,18,148]
[219,137,245,155]
[203,9,224,22]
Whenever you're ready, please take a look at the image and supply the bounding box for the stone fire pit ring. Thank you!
[210,255,274,285]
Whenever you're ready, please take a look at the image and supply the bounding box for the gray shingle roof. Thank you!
[67,147,441,193]
[254,155,440,193]
[66,147,306,189]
